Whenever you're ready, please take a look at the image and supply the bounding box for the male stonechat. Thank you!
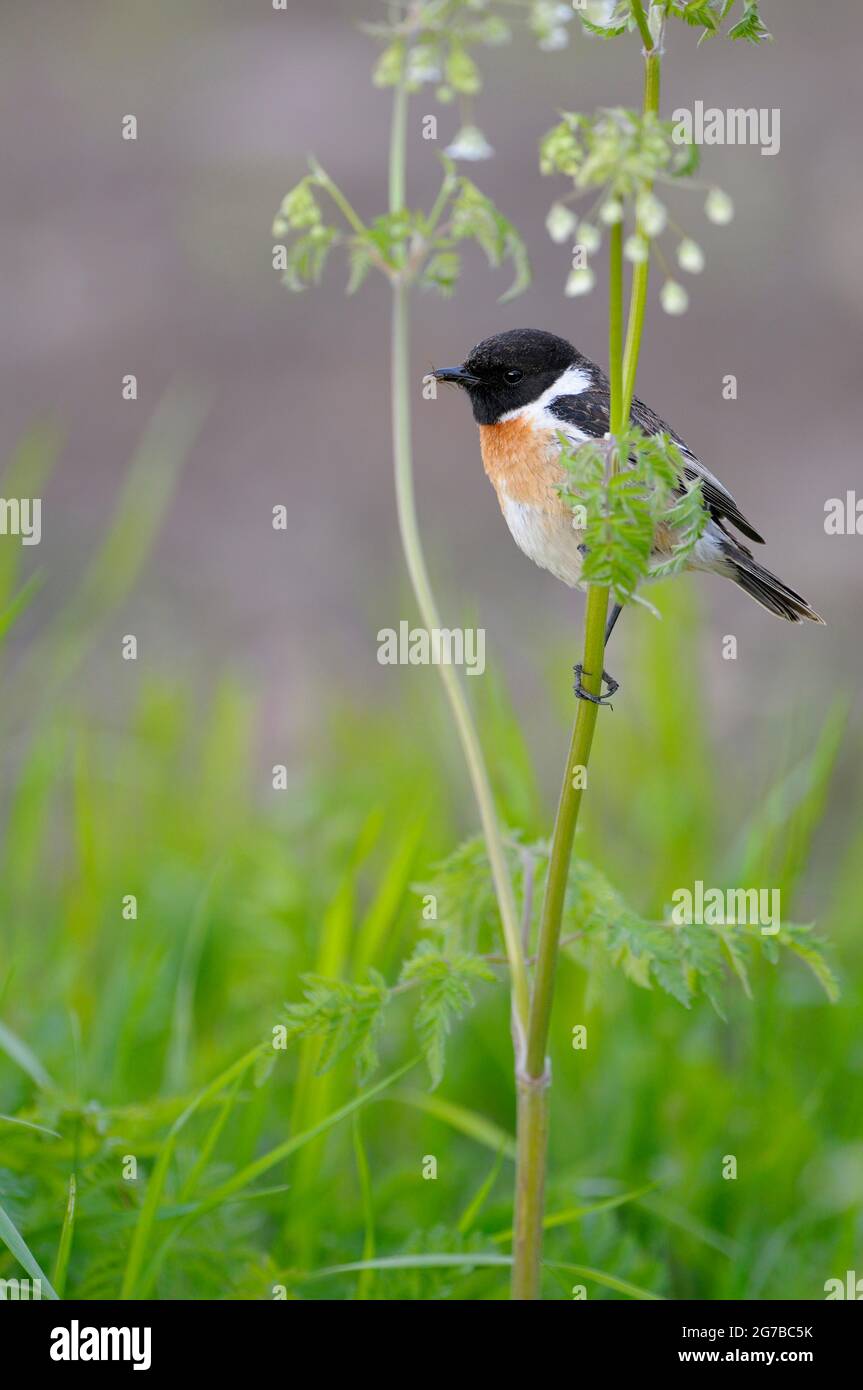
[434,328,823,702]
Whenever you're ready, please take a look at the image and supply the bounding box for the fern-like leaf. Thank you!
[400,944,494,1088]
[281,973,389,1084]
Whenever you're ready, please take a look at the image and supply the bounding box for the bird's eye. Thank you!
[503,369,524,385]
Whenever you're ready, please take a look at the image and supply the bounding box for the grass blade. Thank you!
[489,1181,658,1244]
[351,1112,376,1300]
[390,1088,516,1159]
[203,1058,418,1207]
[0,1020,54,1090]
[0,1199,59,1299]
[458,1148,506,1235]
[51,1175,77,1298]
[120,1042,267,1299]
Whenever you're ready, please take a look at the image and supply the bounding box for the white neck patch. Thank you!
[497,363,593,425]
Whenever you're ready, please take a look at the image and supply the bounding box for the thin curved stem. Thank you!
[388,80,409,219]
[386,78,530,1043]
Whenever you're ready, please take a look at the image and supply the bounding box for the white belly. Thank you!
[500,494,585,588]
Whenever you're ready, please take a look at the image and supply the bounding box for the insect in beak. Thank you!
[431,366,480,387]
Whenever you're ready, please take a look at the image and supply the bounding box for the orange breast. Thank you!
[478,418,567,511]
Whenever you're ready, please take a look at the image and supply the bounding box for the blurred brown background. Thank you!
[2,0,861,763]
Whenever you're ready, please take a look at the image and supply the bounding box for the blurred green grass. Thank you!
[0,417,860,1301]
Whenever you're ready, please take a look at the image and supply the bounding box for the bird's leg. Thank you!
[573,663,619,706]
[604,602,623,648]
[573,603,623,706]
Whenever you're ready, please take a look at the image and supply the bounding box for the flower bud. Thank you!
[677,238,705,273]
[661,280,689,315]
[444,125,494,161]
[705,188,734,225]
[546,202,577,244]
[576,221,601,253]
[636,191,666,237]
[565,267,596,297]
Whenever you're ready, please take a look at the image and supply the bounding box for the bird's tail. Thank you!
[721,539,825,624]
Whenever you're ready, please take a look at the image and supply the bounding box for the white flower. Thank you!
[546,202,577,244]
[636,191,667,237]
[600,198,624,225]
[405,46,441,85]
[565,267,596,297]
[677,238,705,274]
[661,279,689,315]
[444,124,494,161]
[576,221,601,253]
[705,188,734,225]
[624,234,649,264]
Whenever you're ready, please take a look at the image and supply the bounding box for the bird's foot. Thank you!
[573,663,619,708]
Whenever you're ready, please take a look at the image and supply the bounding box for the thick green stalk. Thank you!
[510,31,661,1301]
[387,84,530,1042]
[524,580,609,1083]
[522,224,623,1076]
[511,1071,550,1299]
[630,0,655,51]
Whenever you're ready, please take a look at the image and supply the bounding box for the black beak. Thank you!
[432,366,480,387]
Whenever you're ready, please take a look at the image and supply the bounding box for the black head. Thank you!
[433,328,580,425]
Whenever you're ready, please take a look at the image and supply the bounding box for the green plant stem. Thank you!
[630,0,655,53]
[388,80,409,218]
[516,586,605,1084]
[608,220,624,430]
[386,85,530,1044]
[622,30,662,418]
[511,29,662,1303]
[511,1072,550,1299]
[309,159,368,239]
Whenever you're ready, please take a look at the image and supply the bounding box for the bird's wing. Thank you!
[549,389,765,546]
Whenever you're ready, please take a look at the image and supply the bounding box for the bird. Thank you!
[433,328,824,704]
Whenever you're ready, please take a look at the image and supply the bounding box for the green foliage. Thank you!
[540,1,774,304]
[420,835,839,1015]
[413,835,526,956]
[364,0,593,103]
[447,175,531,301]
[726,1,771,44]
[365,2,514,99]
[279,947,494,1090]
[281,974,389,1085]
[557,426,707,607]
[540,106,721,303]
[575,3,628,39]
[580,2,772,44]
[540,108,697,190]
[0,565,852,1299]
[400,944,495,1089]
[667,0,771,43]
[272,160,529,302]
